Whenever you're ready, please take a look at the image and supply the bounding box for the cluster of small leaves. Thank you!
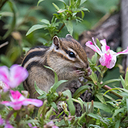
[26,0,88,38]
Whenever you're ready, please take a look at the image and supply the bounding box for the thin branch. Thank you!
[102,85,123,99]
[57,23,65,34]
[0,42,8,48]
[85,76,122,99]
[51,23,65,39]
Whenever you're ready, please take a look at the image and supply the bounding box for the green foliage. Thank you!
[26,0,88,38]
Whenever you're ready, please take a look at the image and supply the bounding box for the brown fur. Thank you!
[22,35,88,98]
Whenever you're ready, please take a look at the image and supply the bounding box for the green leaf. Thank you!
[87,113,99,120]
[85,102,112,113]
[3,1,16,40]
[52,3,60,11]
[112,107,125,118]
[120,75,126,88]
[126,98,128,114]
[58,0,66,5]
[50,80,67,92]
[115,120,120,128]
[63,90,75,115]
[78,112,86,124]
[81,7,88,11]
[81,11,84,18]
[57,9,66,13]
[103,94,115,102]
[91,53,98,64]
[45,107,53,119]
[72,98,84,110]
[0,55,12,67]
[65,21,73,35]
[96,38,101,49]
[70,0,74,6]
[80,0,87,5]
[95,93,106,104]
[38,100,47,119]
[40,19,50,24]
[44,66,58,83]
[90,71,98,85]
[118,92,128,97]
[125,70,128,87]
[51,102,58,111]
[44,66,67,92]
[88,124,101,128]
[26,24,46,36]
[34,82,47,96]
[73,85,90,98]
[94,66,101,74]
[37,0,44,6]
[88,113,108,126]
[76,0,81,7]
[102,79,121,87]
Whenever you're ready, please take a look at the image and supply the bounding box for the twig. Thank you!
[57,23,65,34]
[0,42,8,48]
[51,23,65,39]
[85,77,122,99]
[92,13,110,30]
[102,85,123,99]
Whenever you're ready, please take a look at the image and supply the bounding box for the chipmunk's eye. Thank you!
[68,51,76,58]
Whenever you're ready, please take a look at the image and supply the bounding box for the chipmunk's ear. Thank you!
[66,34,73,39]
[53,36,60,49]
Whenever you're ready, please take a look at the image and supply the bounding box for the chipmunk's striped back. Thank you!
[22,46,48,70]
[22,34,88,98]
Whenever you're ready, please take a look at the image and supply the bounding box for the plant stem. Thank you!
[102,85,123,99]
[84,77,123,99]
[51,23,65,39]
[57,23,65,34]
[0,42,8,48]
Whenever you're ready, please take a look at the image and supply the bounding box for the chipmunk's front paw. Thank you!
[86,67,92,76]
[74,70,85,77]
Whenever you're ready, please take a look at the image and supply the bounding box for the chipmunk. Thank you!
[22,34,88,98]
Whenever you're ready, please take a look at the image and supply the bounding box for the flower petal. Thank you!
[1,90,43,110]
[0,66,10,86]
[23,99,43,107]
[28,123,37,128]
[0,115,4,125]
[10,90,25,101]
[100,39,110,53]
[86,40,102,55]
[5,121,14,128]
[116,47,128,56]
[1,101,23,110]
[10,65,28,88]
[99,54,116,69]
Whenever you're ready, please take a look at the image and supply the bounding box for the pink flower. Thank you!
[1,90,43,110]
[0,115,4,125]
[0,115,14,128]
[28,123,37,128]
[0,64,28,91]
[4,121,14,128]
[86,38,128,69]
